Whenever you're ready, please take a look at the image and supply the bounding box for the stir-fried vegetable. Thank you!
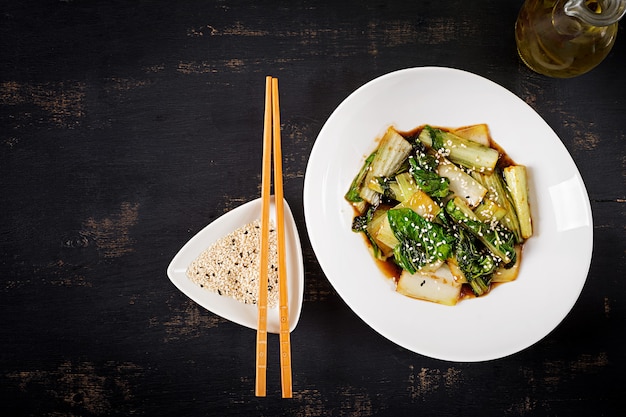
[445,197,517,265]
[418,125,500,172]
[345,124,534,305]
[436,160,486,208]
[357,127,413,209]
[503,165,533,239]
[408,143,450,198]
[396,264,461,306]
[387,208,455,274]
[351,204,382,259]
[473,169,523,243]
[454,227,496,296]
[345,151,376,203]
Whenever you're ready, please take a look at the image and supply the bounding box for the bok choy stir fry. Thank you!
[345,124,533,305]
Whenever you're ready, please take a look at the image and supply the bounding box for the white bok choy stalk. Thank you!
[358,127,413,208]
[418,125,500,172]
[436,160,487,208]
[503,165,533,240]
[452,123,491,147]
[396,263,462,306]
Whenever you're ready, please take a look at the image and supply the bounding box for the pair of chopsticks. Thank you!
[256,76,292,398]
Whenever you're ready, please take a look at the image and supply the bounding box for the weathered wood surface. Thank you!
[1,1,623,416]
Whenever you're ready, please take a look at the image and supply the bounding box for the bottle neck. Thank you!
[564,0,626,26]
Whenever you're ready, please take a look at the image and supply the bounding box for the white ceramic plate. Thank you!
[303,67,593,362]
[167,197,304,333]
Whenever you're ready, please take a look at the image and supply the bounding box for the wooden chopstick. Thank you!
[255,76,272,397]
[271,77,293,398]
[255,76,292,398]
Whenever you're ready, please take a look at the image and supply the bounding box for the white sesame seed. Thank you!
[187,219,279,307]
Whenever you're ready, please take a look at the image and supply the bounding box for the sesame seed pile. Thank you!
[186,219,279,307]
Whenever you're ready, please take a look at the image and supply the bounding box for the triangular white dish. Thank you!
[167,196,304,333]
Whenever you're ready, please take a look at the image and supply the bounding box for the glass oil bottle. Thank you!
[515,0,626,77]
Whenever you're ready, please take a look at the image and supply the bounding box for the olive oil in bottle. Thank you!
[515,0,625,78]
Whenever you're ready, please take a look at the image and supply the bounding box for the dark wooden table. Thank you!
[1,1,624,416]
